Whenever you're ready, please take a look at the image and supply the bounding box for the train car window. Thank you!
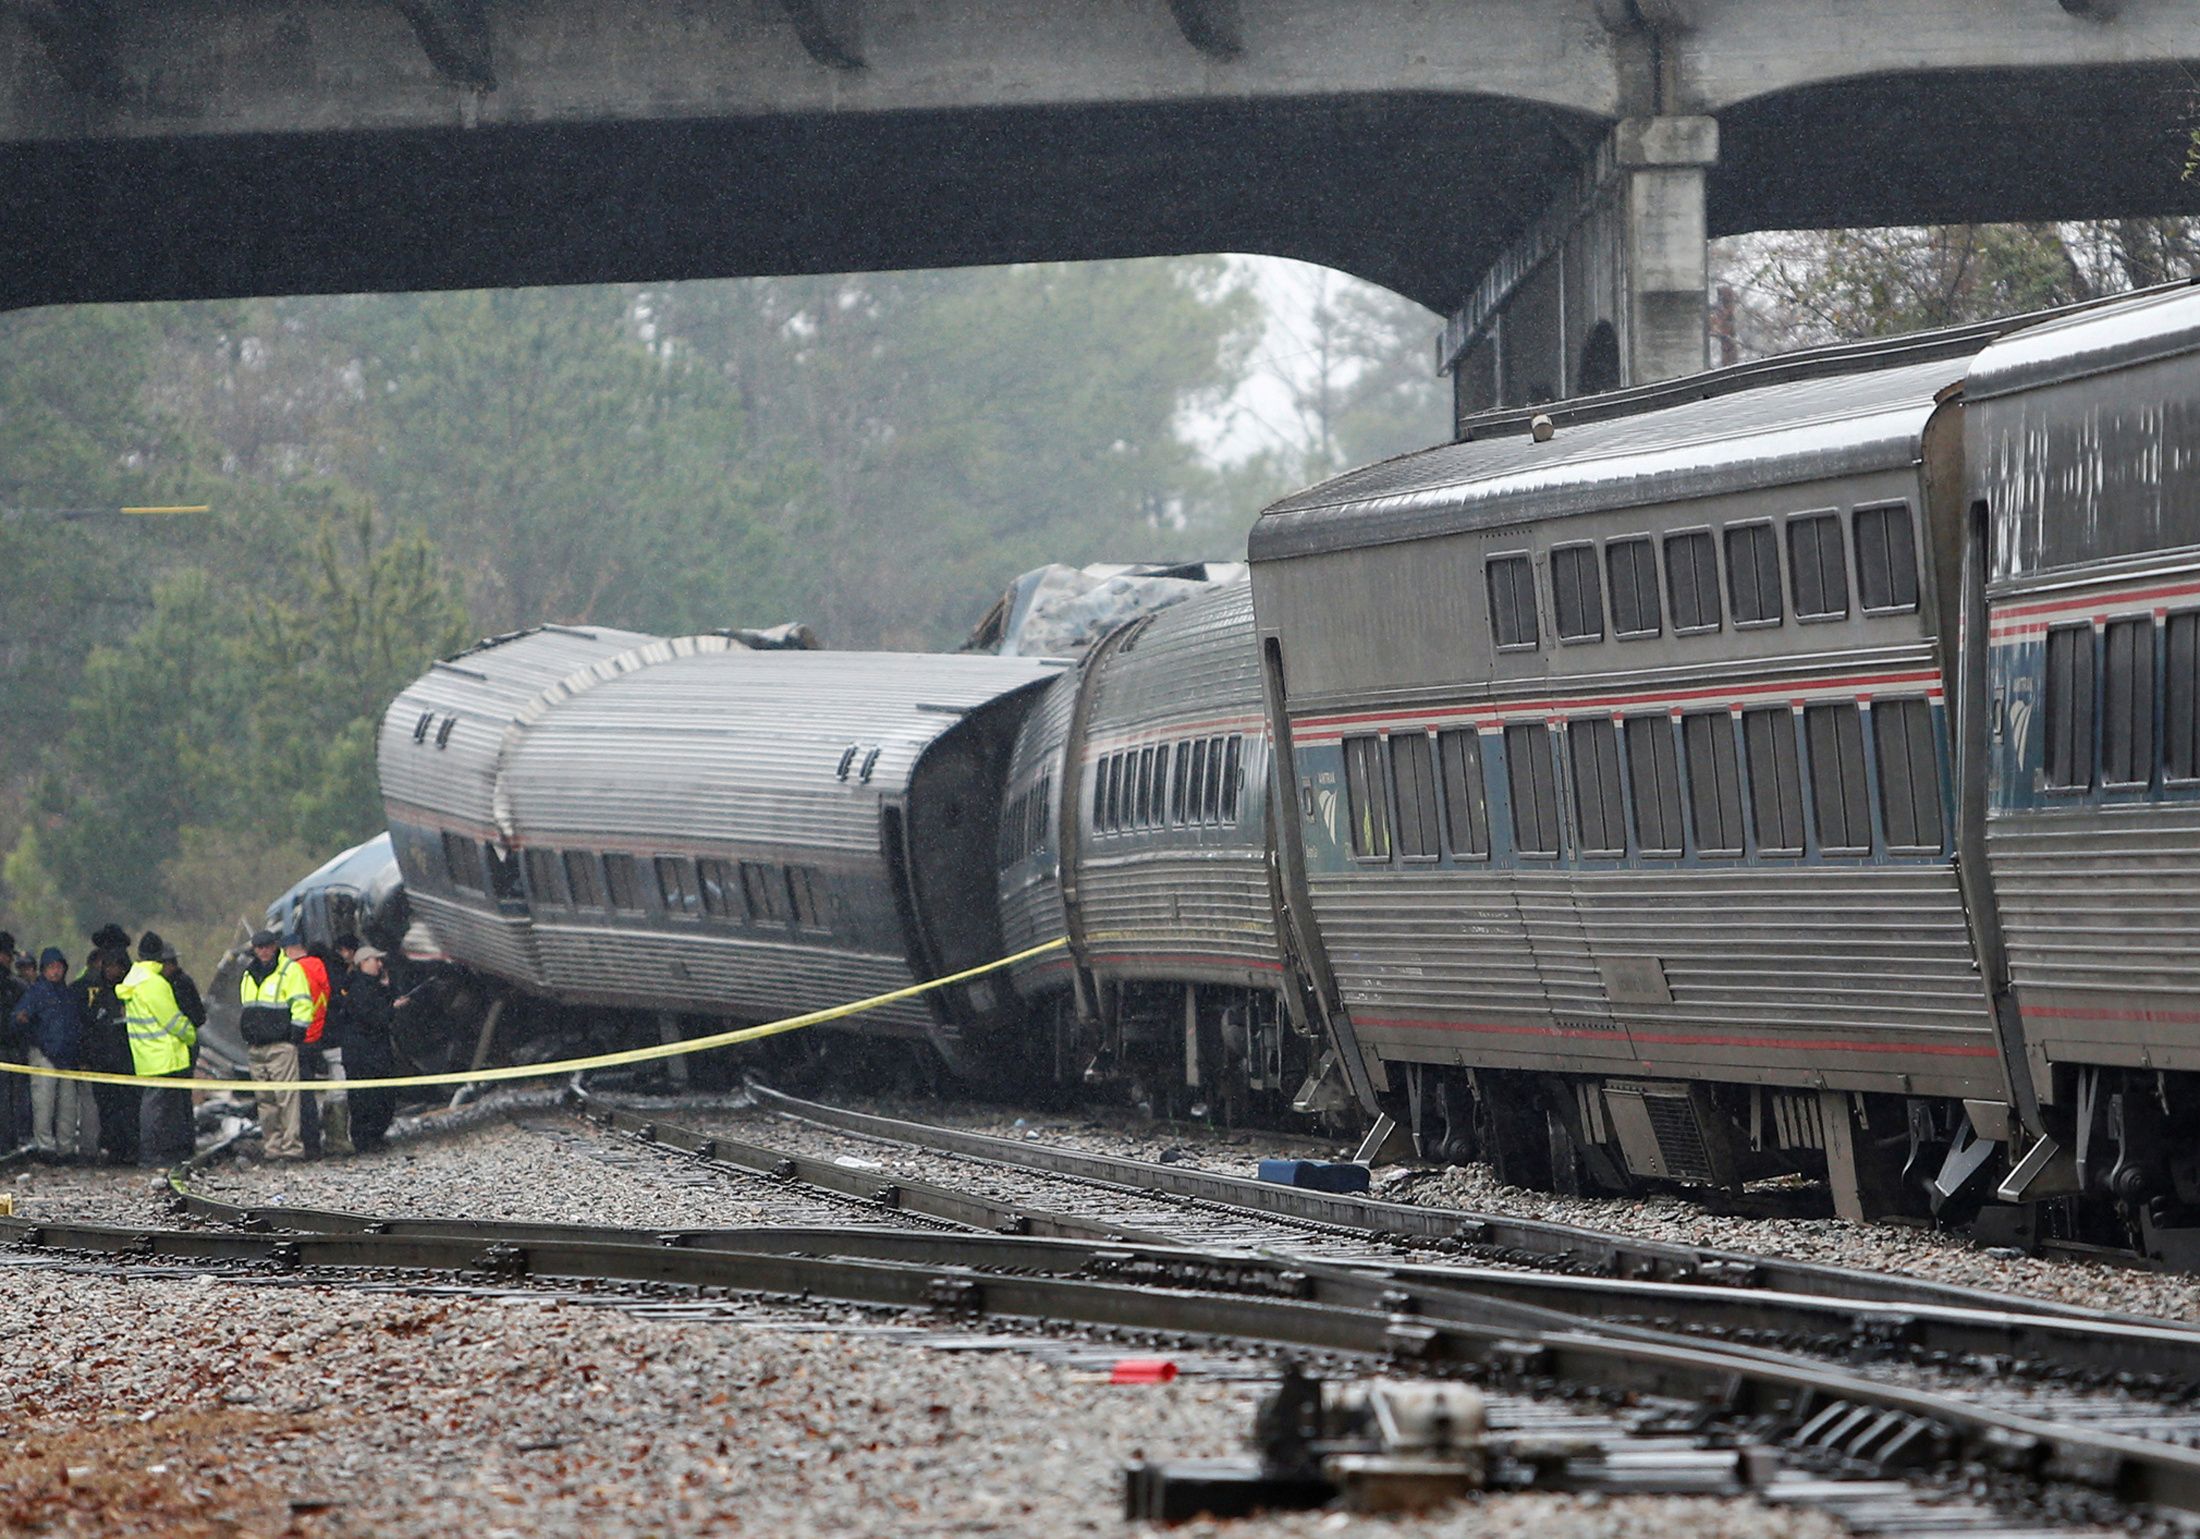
[1725,522,1784,626]
[1606,538,1661,639]
[1028,772,1050,854]
[1438,729,1491,858]
[563,851,604,909]
[1855,504,1920,613]
[2169,612,2200,782]
[786,867,827,931]
[2103,616,2156,787]
[524,848,565,907]
[1504,724,1562,856]
[1203,735,1227,822]
[740,860,786,923]
[1148,747,1170,829]
[1187,739,1210,824]
[602,854,644,912]
[2043,624,2097,790]
[486,844,524,903]
[1486,554,1539,649]
[998,791,1020,867]
[1131,747,1152,828]
[1804,702,1872,853]
[1390,732,1441,859]
[442,831,486,893]
[1787,513,1849,620]
[1624,716,1685,856]
[697,858,736,918]
[1221,737,1243,824]
[1664,530,1722,634]
[1170,742,1191,823]
[1342,735,1393,859]
[1106,753,1126,832]
[1550,543,1605,642]
[1873,699,1945,851]
[1569,719,1627,856]
[654,857,701,918]
[1741,708,1806,855]
[1681,712,1746,854]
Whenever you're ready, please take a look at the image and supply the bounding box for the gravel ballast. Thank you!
[0,1261,1855,1538]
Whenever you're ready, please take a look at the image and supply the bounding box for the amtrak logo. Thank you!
[1316,787,1340,846]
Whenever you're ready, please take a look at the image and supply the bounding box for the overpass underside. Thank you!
[3,1,2197,432]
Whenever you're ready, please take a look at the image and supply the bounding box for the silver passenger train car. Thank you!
[379,626,1063,1075]
[1248,282,2200,1239]
[995,581,1323,1120]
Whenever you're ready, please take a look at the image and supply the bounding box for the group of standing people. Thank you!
[0,923,405,1169]
[238,928,401,1161]
[0,926,206,1167]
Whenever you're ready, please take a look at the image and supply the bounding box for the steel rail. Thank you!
[743,1083,2177,1328]
[10,1211,2200,1519]
[557,1091,2200,1390]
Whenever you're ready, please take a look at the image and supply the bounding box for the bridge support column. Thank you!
[1442,115,1717,430]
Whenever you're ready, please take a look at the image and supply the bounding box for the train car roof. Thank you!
[498,649,1065,847]
[1963,279,2200,403]
[1249,355,1963,562]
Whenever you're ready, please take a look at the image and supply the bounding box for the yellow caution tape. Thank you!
[0,937,1068,1094]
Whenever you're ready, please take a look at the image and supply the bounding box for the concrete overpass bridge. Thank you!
[4,1,2196,427]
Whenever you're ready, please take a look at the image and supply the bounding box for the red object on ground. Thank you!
[1110,1358,1179,1384]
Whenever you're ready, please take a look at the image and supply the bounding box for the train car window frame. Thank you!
[1624,714,1686,857]
[1389,731,1441,861]
[442,831,486,894]
[1437,728,1491,859]
[1741,707,1806,856]
[1568,717,1628,857]
[697,858,736,919]
[1871,697,1945,853]
[524,848,566,908]
[1504,723,1563,858]
[1187,739,1210,825]
[1854,503,1921,615]
[1221,736,1244,825]
[1605,536,1662,640]
[2042,623,2097,791]
[1724,520,1785,628]
[1135,746,1156,828]
[602,853,645,914]
[1681,710,1746,856]
[1664,528,1723,635]
[1803,701,1873,855]
[1028,771,1050,855]
[786,866,828,932]
[2168,610,2200,784]
[1169,741,1191,823]
[2102,615,2156,788]
[740,860,786,924]
[563,850,605,910]
[1147,747,1169,830]
[1342,734,1393,860]
[1486,553,1540,651]
[1549,542,1605,644]
[1202,735,1227,823]
[654,856,702,919]
[1104,752,1126,832]
[1786,510,1850,622]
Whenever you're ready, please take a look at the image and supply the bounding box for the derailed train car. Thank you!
[377,625,1064,1076]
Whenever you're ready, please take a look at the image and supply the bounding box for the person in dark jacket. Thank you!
[331,944,399,1151]
[161,942,206,1049]
[77,945,137,1165]
[0,931,26,1153]
[13,948,81,1159]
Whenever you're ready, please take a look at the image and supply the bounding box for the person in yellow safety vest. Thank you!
[117,930,197,1168]
[237,928,312,1161]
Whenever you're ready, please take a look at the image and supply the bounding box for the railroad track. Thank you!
[17,1088,2200,1532]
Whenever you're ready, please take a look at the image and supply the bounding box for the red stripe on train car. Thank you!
[1351,1014,1999,1057]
